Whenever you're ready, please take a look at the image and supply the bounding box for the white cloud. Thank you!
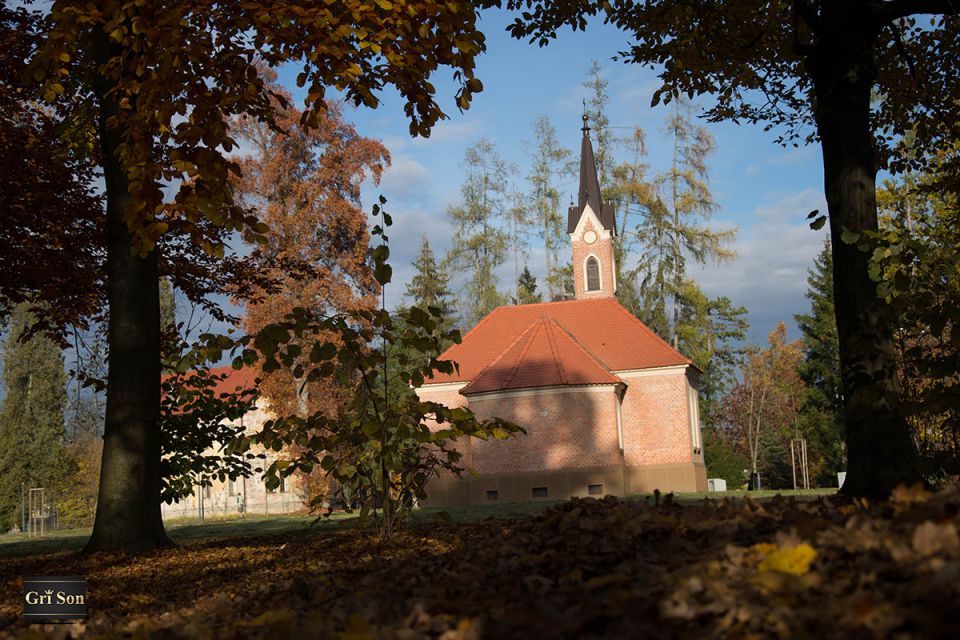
[745,146,818,177]
[409,117,486,147]
[369,205,456,310]
[687,188,828,343]
[380,155,431,203]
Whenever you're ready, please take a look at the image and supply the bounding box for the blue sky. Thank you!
[1,7,831,405]
[273,8,829,345]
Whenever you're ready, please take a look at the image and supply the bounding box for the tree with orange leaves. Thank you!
[720,322,806,489]
[233,81,389,419]
[30,0,489,552]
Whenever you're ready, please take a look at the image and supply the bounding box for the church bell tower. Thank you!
[569,114,617,300]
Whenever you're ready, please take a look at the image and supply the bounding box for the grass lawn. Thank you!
[0,488,836,557]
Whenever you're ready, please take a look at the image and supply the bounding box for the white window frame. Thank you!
[687,381,702,453]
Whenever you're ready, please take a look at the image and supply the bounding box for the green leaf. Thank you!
[840,228,860,244]
[374,261,393,285]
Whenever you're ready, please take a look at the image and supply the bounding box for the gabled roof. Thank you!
[426,297,691,386]
[460,317,621,395]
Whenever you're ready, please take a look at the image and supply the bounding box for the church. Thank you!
[416,117,707,506]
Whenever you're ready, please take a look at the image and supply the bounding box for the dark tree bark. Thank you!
[806,3,919,498]
[84,28,172,552]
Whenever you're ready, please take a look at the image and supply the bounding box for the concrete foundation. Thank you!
[423,461,707,507]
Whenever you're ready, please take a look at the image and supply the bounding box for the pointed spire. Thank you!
[567,115,615,234]
[578,114,603,219]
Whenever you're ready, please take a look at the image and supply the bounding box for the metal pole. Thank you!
[20,482,25,533]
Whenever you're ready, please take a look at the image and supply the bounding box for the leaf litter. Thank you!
[2,486,959,639]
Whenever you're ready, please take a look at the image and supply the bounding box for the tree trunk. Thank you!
[84,28,171,552]
[807,7,919,498]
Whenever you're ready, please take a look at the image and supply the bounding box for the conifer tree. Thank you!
[635,100,736,345]
[527,115,570,299]
[404,236,457,340]
[795,238,845,482]
[507,178,533,305]
[583,61,615,200]
[676,279,748,425]
[611,127,654,315]
[447,139,510,326]
[0,304,68,529]
[515,266,542,305]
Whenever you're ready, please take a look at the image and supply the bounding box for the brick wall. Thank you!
[571,214,616,299]
[416,382,473,468]
[466,385,621,474]
[416,367,708,505]
[618,367,704,468]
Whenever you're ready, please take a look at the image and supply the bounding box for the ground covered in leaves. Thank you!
[2,487,959,639]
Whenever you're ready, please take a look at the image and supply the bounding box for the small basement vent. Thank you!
[588,484,604,496]
[532,486,549,499]
[486,490,499,501]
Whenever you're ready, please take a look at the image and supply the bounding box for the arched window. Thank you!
[586,256,601,291]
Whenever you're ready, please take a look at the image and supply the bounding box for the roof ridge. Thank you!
[544,317,618,381]
[602,298,693,366]
[503,319,544,390]
[491,297,605,312]
[458,319,540,394]
[542,317,568,385]
[545,316,614,371]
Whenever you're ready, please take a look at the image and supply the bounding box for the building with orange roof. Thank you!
[160,365,308,520]
[416,117,707,505]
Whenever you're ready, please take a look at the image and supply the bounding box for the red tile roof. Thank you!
[163,365,259,398]
[460,317,621,395]
[427,298,691,387]
[207,365,259,397]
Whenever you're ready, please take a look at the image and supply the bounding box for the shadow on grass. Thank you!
[0,512,362,558]
[0,489,836,558]
[413,488,837,524]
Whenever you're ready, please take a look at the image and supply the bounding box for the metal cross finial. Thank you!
[582,99,590,133]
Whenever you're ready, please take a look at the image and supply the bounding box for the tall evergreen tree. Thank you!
[635,99,736,344]
[611,127,654,315]
[0,304,68,529]
[404,235,457,340]
[583,60,615,200]
[795,238,845,483]
[506,178,533,305]
[527,115,570,299]
[675,279,749,426]
[515,266,541,305]
[447,139,510,326]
